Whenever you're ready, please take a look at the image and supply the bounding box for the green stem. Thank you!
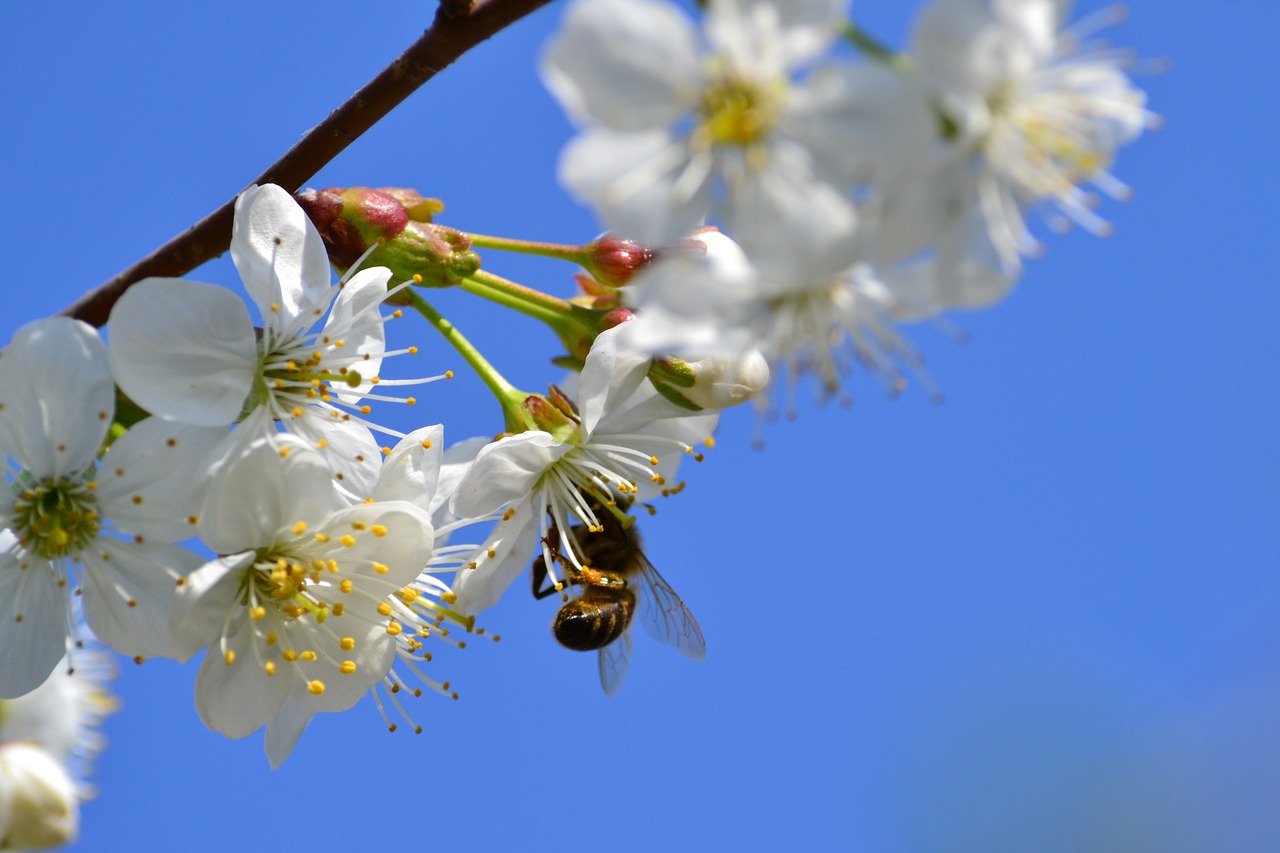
[404,290,525,416]
[459,270,602,364]
[842,22,913,72]
[465,233,584,264]
[459,270,579,327]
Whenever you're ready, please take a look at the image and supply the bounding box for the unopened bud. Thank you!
[650,351,770,411]
[518,395,580,444]
[296,187,480,288]
[581,235,654,287]
[0,744,78,850]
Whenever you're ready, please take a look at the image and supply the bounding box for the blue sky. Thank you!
[1,1,1276,850]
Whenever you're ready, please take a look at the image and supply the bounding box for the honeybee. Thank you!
[531,498,705,696]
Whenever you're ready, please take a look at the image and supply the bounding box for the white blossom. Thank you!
[450,325,716,614]
[170,434,436,753]
[883,0,1157,297]
[108,183,427,501]
[544,0,923,278]
[0,319,219,698]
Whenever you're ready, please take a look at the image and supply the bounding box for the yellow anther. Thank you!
[249,606,266,621]
[340,534,356,547]
[300,650,317,662]
[307,680,325,696]
[373,562,389,575]
[266,632,278,646]
[332,603,346,616]
[340,637,355,651]
[371,525,388,538]
[264,661,276,676]
[313,532,330,544]
[376,602,393,617]
[386,622,402,637]
[340,661,357,675]
[223,650,236,665]
[283,649,298,662]
[339,579,353,594]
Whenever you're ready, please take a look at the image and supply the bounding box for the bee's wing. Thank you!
[635,552,706,662]
[598,629,632,698]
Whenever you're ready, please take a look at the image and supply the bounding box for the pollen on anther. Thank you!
[371,525,388,538]
[340,534,357,547]
[340,636,355,651]
[340,661,357,675]
[373,562,389,575]
[250,606,266,621]
[292,521,308,535]
[264,661,276,676]
[307,680,326,696]
[444,370,454,379]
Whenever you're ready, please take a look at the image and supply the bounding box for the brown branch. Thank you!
[59,0,555,328]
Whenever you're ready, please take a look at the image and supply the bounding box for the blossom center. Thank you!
[11,470,100,560]
[699,73,780,148]
[987,76,1116,199]
[249,550,331,622]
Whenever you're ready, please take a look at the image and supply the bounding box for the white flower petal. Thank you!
[0,552,67,699]
[263,699,314,769]
[107,278,257,426]
[542,0,701,131]
[171,553,255,663]
[198,435,336,555]
[450,433,572,519]
[323,267,390,404]
[432,436,489,528]
[0,318,112,480]
[95,420,224,543]
[79,539,203,660]
[784,63,935,190]
[577,325,656,437]
[451,502,538,616]
[193,615,290,739]
[231,184,333,324]
[559,129,709,245]
[725,144,859,286]
[288,417,381,506]
[371,425,444,513]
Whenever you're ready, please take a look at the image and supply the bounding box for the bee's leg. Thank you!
[531,556,559,600]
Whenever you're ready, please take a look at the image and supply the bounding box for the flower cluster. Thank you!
[0,3,1157,837]
[545,0,1156,406]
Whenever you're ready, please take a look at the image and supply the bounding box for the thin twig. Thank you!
[59,0,554,328]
